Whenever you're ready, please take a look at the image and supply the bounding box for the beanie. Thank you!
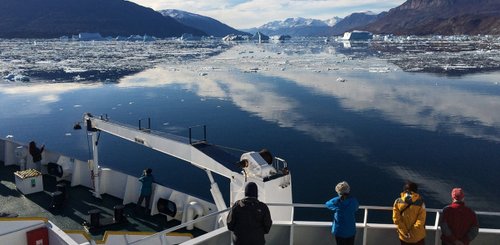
[245,182,258,198]
[452,188,464,201]
[335,181,350,195]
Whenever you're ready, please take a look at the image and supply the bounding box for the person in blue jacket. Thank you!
[325,181,359,245]
[137,168,154,213]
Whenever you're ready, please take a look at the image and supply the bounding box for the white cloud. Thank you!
[128,0,406,28]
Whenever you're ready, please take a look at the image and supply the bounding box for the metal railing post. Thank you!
[434,211,441,245]
[189,127,192,144]
[363,208,368,245]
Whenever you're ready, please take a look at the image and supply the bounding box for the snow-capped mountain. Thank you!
[244,16,343,36]
[324,17,344,27]
[159,9,248,37]
[260,17,335,30]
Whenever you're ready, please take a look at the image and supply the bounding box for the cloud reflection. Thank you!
[0,83,101,118]
[117,44,500,208]
[120,44,500,149]
[119,66,357,153]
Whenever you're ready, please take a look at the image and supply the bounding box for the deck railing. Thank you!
[128,203,500,245]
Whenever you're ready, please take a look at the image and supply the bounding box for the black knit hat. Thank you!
[245,182,258,198]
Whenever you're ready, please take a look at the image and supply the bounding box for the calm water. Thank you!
[1,40,500,223]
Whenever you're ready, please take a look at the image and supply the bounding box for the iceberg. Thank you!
[252,32,269,42]
[271,35,292,41]
[222,34,248,41]
[342,30,373,41]
[78,33,104,41]
[179,33,201,41]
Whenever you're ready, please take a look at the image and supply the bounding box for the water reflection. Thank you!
[0,83,101,118]
[120,44,500,144]
[114,44,500,209]
[2,41,499,211]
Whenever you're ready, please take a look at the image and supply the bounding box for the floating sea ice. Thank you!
[244,67,259,73]
[129,102,134,104]
[14,75,30,82]
[73,75,85,81]
[73,105,82,108]
[3,74,15,81]
[65,133,72,136]
[369,67,390,73]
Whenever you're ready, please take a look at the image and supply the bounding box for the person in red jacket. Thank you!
[439,188,479,245]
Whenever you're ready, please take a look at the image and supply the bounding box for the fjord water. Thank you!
[1,39,500,224]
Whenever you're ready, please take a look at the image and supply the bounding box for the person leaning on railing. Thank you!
[325,181,359,245]
[393,181,426,245]
[439,188,479,245]
[227,182,272,245]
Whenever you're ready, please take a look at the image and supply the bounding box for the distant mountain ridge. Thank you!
[159,9,248,37]
[1,0,498,39]
[244,12,381,37]
[364,0,500,35]
[0,0,205,38]
[244,0,499,36]
[328,12,381,36]
[245,17,342,36]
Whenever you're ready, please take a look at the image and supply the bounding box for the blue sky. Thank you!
[129,0,406,29]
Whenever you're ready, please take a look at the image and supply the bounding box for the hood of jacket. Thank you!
[400,191,423,205]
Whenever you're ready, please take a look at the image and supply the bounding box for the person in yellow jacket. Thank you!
[393,181,426,245]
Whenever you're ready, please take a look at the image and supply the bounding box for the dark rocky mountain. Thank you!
[328,12,382,36]
[0,0,205,38]
[364,0,500,35]
[159,9,248,37]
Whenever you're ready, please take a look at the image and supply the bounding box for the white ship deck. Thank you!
[2,114,499,245]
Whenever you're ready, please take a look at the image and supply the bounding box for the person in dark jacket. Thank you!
[29,141,44,171]
[440,188,479,245]
[137,168,154,213]
[325,181,359,245]
[227,182,272,245]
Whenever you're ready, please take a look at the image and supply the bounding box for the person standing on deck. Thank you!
[439,188,479,245]
[325,181,359,245]
[28,141,44,171]
[137,168,154,213]
[393,181,426,245]
[227,182,273,245]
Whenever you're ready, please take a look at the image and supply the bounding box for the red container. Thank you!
[26,227,49,245]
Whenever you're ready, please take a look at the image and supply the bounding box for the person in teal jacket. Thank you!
[325,181,359,245]
[137,168,154,213]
